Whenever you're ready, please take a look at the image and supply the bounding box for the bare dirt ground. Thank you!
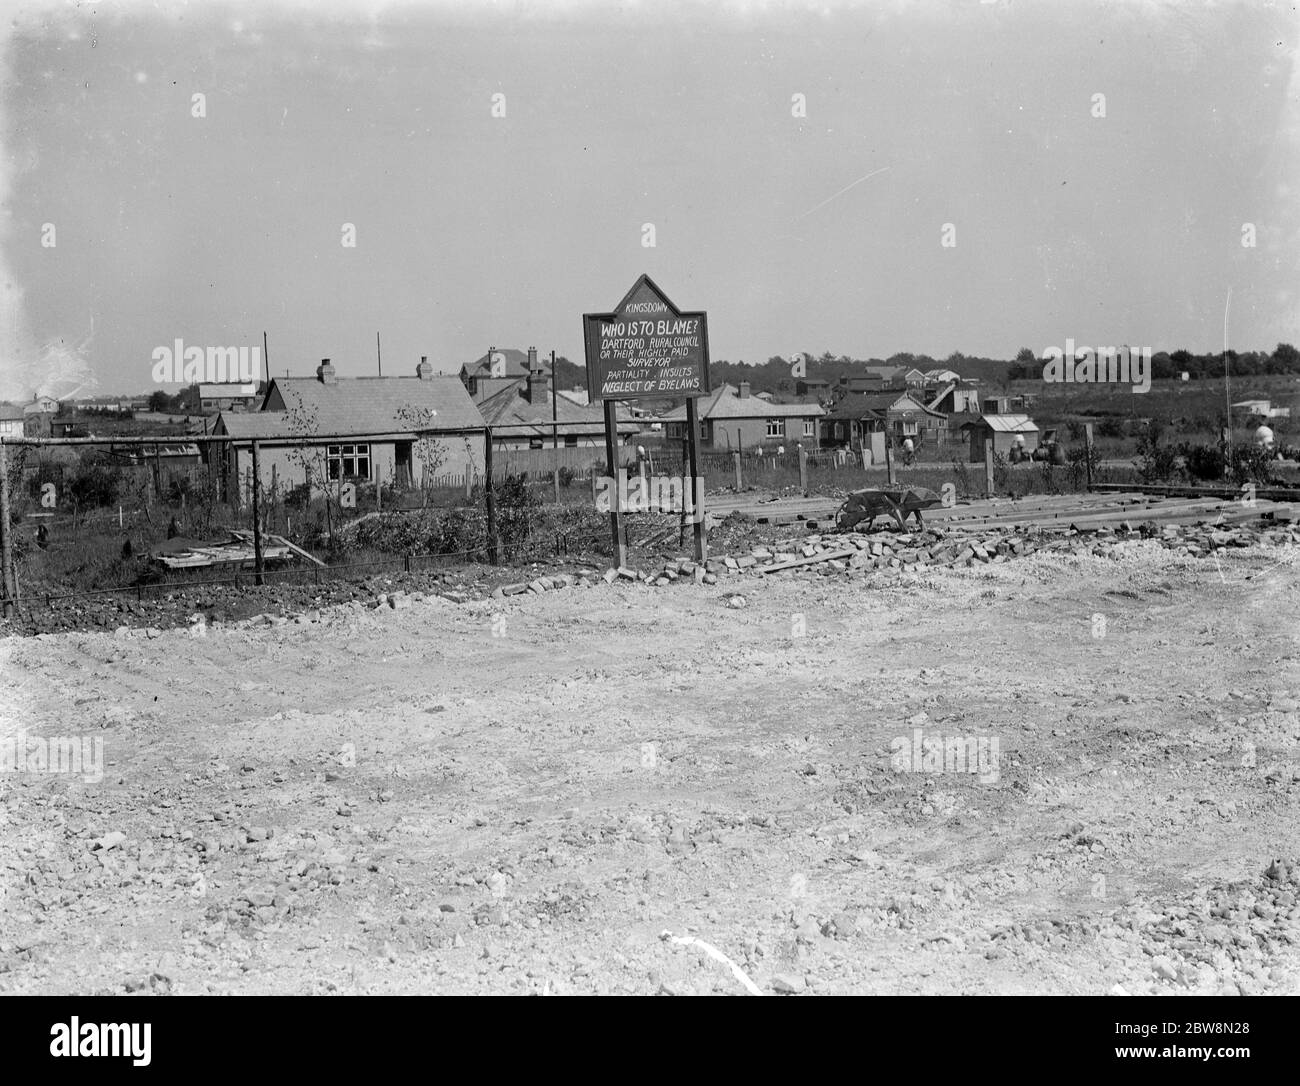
[2,541,1299,995]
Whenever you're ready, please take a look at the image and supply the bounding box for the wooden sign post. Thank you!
[601,399,626,568]
[686,394,706,562]
[1083,423,1095,490]
[584,274,711,566]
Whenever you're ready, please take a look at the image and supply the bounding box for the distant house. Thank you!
[476,358,638,450]
[822,389,947,451]
[902,368,928,387]
[835,372,902,398]
[21,395,58,437]
[961,414,1040,461]
[660,381,823,450]
[795,377,832,400]
[862,365,907,384]
[460,346,552,402]
[212,357,486,503]
[925,380,981,415]
[1232,398,1291,419]
[0,402,25,439]
[199,382,261,413]
[923,368,962,385]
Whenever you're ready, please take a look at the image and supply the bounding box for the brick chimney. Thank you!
[738,380,751,399]
[416,355,433,380]
[525,345,549,406]
[317,358,337,385]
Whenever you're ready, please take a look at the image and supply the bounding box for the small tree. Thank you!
[1136,420,1179,483]
[395,405,450,505]
[283,394,335,537]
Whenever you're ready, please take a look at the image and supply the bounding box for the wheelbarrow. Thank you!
[835,486,943,532]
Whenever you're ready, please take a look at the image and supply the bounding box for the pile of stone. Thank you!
[698,518,1300,580]
[490,572,597,598]
[591,558,723,588]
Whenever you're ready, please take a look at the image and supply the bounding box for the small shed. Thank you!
[961,414,1040,462]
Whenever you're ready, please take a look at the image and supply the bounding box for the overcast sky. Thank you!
[0,0,1296,397]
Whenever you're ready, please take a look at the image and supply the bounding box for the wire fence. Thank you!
[0,430,650,616]
[13,529,623,613]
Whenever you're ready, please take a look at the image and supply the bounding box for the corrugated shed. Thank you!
[962,414,1039,433]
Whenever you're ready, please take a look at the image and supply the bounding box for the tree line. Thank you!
[703,344,1300,394]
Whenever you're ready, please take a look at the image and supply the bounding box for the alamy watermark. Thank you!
[151,340,260,384]
[595,471,706,523]
[1,729,104,783]
[1041,340,1150,394]
[890,728,1000,784]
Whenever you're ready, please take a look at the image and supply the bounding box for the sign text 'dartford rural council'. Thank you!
[583,275,710,401]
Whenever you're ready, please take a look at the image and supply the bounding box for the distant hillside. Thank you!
[709,353,1015,395]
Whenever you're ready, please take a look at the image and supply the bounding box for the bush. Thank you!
[1229,444,1276,486]
[164,473,194,504]
[1065,443,1100,489]
[949,456,973,498]
[1096,417,1124,439]
[67,453,123,509]
[427,508,486,556]
[493,473,540,556]
[24,460,64,506]
[558,465,576,488]
[1136,421,1179,483]
[284,483,313,510]
[1179,443,1224,482]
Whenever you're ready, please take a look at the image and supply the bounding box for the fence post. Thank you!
[799,446,808,496]
[0,441,15,619]
[251,440,265,585]
[679,436,689,547]
[484,427,499,565]
[733,451,742,490]
[885,441,896,486]
[984,435,996,498]
[1084,423,1095,490]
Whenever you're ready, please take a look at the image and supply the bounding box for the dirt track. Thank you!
[2,542,1299,995]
